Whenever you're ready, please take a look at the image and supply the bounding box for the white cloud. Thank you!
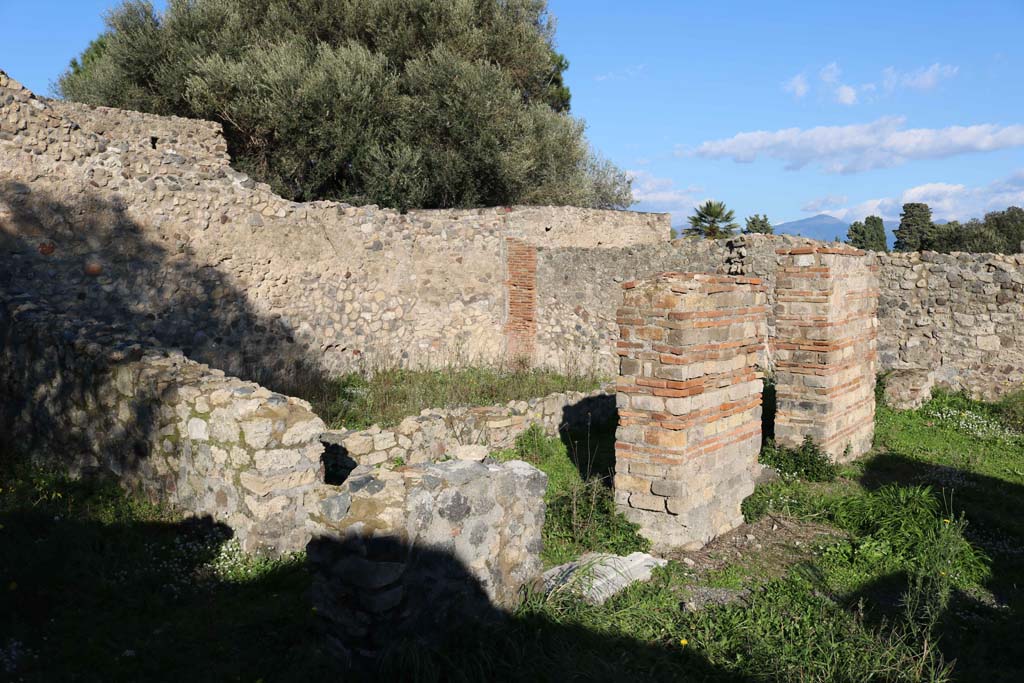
[815,61,861,105]
[801,195,849,213]
[693,117,1024,173]
[627,170,703,224]
[883,63,958,92]
[835,84,858,105]
[820,62,841,85]
[821,170,1024,223]
[783,73,809,98]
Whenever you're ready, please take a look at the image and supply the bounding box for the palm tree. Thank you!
[683,200,739,239]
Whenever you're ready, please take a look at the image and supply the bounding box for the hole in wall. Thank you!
[149,136,159,149]
[321,440,357,485]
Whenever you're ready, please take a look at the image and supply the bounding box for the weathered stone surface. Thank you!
[883,369,936,410]
[542,551,668,605]
[0,294,324,555]
[614,273,766,552]
[308,459,546,661]
[774,246,878,461]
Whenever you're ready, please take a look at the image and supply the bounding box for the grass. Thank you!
[492,424,650,566]
[298,365,604,430]
[5,387,1024,681]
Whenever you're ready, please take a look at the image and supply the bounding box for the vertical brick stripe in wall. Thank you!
[773,246,879,461]
[613,273,767,551]
[505,238,538,362]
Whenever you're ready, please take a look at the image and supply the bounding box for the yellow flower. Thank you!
[679,638,688,648]
[943,519,951,524]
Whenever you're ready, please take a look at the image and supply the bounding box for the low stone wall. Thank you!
[321,387,616,470]
[774,245,879,460]
[307,459,547,662]
[877,250,1024,399]
[613,273,767,551]
[0,292,325,554]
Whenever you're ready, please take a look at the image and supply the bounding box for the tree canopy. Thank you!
[924,207,1024,254]
[684,201,738,239]
[893,203,933,252]
[743,214,773,234]
[58,0,632,211]
[847,215,887,251]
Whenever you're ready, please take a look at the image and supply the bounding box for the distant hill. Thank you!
[774,214,848,242]
[775,214,897,247]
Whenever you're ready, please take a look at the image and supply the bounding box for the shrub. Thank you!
[996,389,1024,432]
[759,436,837,482]
[57,0,632,211]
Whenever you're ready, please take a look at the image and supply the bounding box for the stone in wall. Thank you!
[774,245,879,461]
[876,250,1024,400]
[0,291,325,554]
[307,459,547,662]
[613,273,767,551]
[320,387,616,470]
[883,369,936,410]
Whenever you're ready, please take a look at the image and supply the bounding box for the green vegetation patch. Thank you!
[305,366,604,430]
[494,425,649,566]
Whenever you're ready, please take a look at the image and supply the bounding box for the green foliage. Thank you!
[742,213,773,234]
[495,426,649,565]
[759,436,838,482]
[923,207,1024,254]
[890,203,1024,254]
[847,214,887,251]
[305,366,603,430]
[683,200,738,239]
[894,202,933,252]
[58,0,631,210]
[997,389,1024,432]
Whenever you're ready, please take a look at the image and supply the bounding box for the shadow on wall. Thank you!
[558,393,619,481]
[0,180,334,512]
[0,179,323,391]
[0,470,751,681]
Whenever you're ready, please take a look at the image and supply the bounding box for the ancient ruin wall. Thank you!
[0,292,326,554]
[0,71,669,385]
[614,273,767,551]
[321,386,615,470]
[774,246,879,460]
[532,232,1024,399]
[876,250,1024,400]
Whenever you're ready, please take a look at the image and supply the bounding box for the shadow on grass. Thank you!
[850,452,1024,682]
[0,467,752,682]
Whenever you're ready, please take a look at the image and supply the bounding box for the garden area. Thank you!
[3,386,1024,681]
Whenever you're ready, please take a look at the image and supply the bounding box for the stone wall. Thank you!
[321,387,615,470]
[774,246,879,460]
[0,70,669,386]
[0,291,326,554]
[307,459,547,662]
[613,273,767,551]
[876,250,1024,399]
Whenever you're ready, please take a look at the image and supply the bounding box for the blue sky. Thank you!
[2,0,1023,229]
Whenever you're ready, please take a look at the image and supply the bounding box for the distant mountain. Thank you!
[774,214,848,242]
[775,214,897,247]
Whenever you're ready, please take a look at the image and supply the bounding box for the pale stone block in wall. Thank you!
[774,246,879,461]
[614,273,767,552]
[307,459,546,663]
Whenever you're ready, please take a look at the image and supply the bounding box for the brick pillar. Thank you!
[774,246,879,461]
[614,273,767,551]
[504,238,537,364]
